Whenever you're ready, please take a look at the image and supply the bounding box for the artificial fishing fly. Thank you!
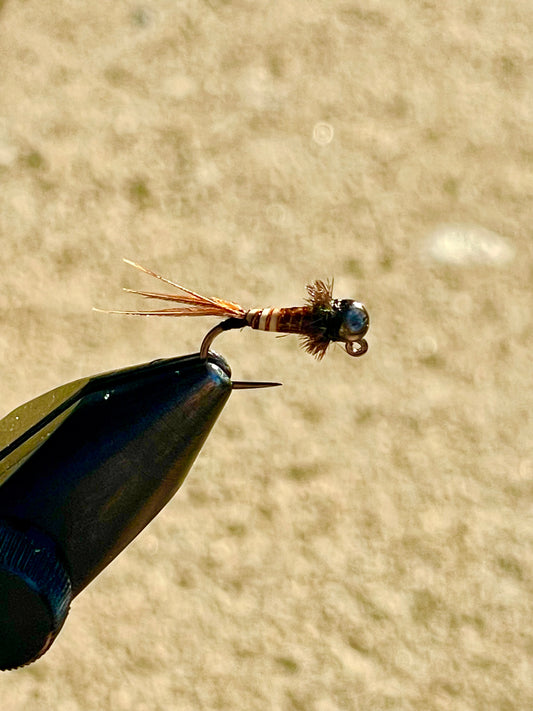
[98,259,370,360]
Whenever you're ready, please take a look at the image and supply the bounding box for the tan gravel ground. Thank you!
[0,1,532,709]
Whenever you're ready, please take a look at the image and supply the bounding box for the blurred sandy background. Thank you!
[1,1,532,709]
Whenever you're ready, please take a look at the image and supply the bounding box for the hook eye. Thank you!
[345,339,368,357]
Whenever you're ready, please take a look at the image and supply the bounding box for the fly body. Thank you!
[99,260,369,360]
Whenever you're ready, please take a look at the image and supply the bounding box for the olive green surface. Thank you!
[0,2,531,709]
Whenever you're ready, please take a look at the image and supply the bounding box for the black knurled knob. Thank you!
[0,521,72,670]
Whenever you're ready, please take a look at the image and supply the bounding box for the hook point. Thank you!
[232,380,282,390]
